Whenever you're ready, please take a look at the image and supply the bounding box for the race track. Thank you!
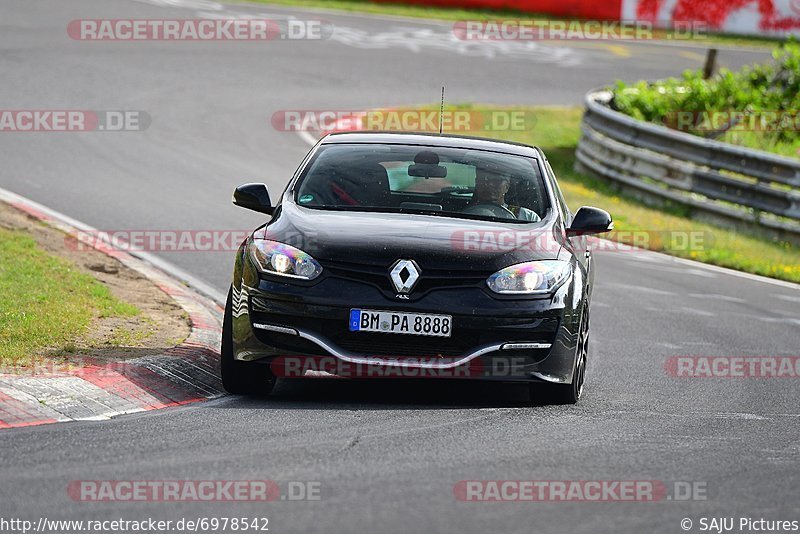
[1,1,798,533]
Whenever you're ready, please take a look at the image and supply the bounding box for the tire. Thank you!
[221,286,275,396]
[529,305,588,406]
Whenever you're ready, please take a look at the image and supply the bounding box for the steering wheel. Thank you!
[461,203,517,220]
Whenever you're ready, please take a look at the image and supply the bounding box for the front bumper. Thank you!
[231,271,583,384]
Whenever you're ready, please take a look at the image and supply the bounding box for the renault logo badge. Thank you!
[390,259,420,294]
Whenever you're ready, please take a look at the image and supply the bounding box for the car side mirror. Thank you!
[233,183,273,215]
[567,206,613,236]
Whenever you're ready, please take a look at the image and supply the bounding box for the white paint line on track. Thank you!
[654,253,800,291]
[687,293,746,303]
[677,307,717,317]
[634,263,717,278]
[604,410,774,421]
[757,317,800,326]
[297,130,319,148]
[606,283,676,296]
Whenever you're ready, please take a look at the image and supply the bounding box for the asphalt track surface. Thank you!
[1,1,798,533]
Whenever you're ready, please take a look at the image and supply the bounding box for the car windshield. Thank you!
[294,143,550,224]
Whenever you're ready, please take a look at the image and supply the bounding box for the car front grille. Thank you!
[320,260,489,295]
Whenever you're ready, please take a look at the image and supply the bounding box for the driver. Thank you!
[466,166,539,221]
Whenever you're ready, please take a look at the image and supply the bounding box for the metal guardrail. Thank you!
[575,90,800,243]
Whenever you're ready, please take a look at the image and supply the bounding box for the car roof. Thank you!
[320,131,542,158]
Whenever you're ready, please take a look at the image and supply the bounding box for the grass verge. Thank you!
[239,0,783,48]
[0,226,138,363]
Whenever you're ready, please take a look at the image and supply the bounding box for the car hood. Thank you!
[259,202,564,272]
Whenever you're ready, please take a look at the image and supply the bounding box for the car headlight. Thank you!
[487,260,572,294]
[250,239,322,280]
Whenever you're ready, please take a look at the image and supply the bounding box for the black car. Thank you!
[222,132,612,404]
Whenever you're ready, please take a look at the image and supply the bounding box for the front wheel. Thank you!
[220,287,275,395]
[529,306,588,405]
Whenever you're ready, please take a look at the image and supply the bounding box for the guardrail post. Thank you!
[703,49,718,79]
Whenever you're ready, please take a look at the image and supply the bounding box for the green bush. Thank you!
[611,41,800,157]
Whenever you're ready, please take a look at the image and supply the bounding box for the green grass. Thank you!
[713,128,800,159]
[0,226,138,365]
[239,0,783,48]
[383,104,800,283]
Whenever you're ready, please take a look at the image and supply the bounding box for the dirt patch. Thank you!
[0,202,190,367]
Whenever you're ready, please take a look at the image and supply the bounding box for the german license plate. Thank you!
[349,309,452,338]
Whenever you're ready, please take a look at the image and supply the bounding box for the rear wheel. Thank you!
[530,305,588,405]
[221,287,275,395]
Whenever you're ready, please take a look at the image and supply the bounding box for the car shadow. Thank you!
[218,378,537,410]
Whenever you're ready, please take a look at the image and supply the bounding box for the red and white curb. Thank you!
[0,188,225,429]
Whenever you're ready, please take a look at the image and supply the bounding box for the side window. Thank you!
[544,160,571,225]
